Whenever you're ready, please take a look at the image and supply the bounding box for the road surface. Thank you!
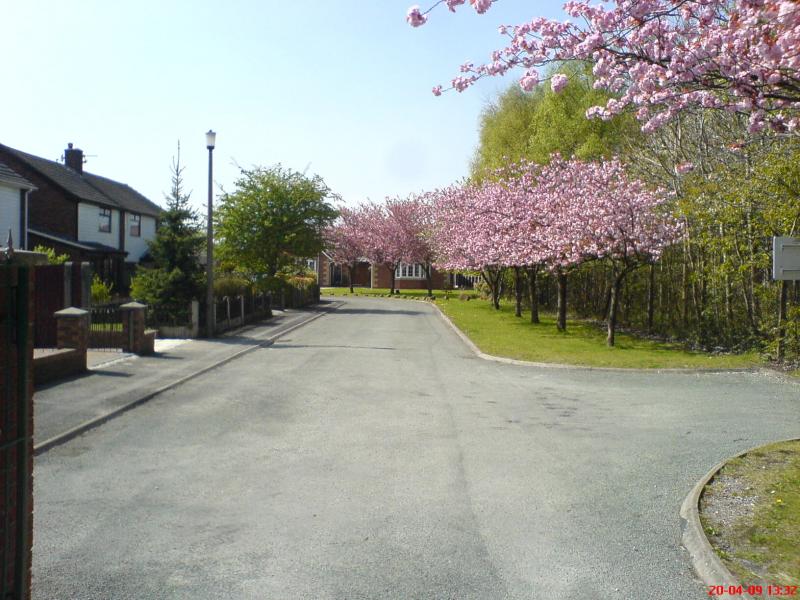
[33,296,800,599]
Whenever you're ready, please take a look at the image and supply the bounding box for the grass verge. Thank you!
[321,287,760,369]
[321,287,459,300]
[700,440,800,587]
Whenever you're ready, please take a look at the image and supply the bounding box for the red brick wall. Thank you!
[373,264,446,289]
[0,265,35,598]
[33,348,85,386]
[0,149,79,241]
[352,263,371,286]
[319,257,371,288]
[317,254,331,286]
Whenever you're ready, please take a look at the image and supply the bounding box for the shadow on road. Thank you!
[89,370,134,378]
[332,307,425,316]
[272,343,395,351]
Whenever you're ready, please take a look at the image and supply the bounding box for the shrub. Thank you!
[91,274,113,305]
[33,245,68,265]
[214,274,251,297]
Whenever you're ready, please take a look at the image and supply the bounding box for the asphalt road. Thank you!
[33,296,800,599]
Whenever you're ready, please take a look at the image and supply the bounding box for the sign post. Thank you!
[772,236,800,281]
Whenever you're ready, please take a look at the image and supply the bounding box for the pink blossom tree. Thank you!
[392,195,440,296]
[431,155,679,339]
[360,201,424,294]
[529,155,680,340]
[561,158,682,345]
[430,182,512,309]
[407,1,800,134]
[325,205,369,293]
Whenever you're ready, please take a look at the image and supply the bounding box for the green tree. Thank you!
[130,143,204,323]
[215,165,338,277]
[471,63,638,179]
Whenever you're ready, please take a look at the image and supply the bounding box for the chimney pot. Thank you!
[64,143,83,173]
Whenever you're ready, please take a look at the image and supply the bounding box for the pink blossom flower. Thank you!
[405,0,800,132]
[520,69,539,92]
[471,0,492,14]
[550,73,569,93]
[406,5,427,27]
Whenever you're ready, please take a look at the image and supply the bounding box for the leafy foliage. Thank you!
[33,245,68,265]
[215,165,338,277]
[90,274,113,305]
[472,64,638,179]
[130,144,204,324]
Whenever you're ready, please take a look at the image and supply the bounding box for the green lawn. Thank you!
[322,287,761,369]
[701,440,800,587]
[321,287,462,300]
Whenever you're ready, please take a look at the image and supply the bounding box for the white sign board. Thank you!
[773,236,800,280]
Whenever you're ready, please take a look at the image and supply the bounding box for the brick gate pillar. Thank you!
[55,307,89,352]
[120,302,153,355]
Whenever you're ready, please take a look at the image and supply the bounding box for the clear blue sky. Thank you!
[2,1,562,212]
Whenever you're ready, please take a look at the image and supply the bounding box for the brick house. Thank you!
[311,251,372,287]
[0,142,161,290]
[371,263,448,290]
[0,162,35,248]
[311,251,455,290]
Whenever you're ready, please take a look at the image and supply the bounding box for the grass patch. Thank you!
[321,287,471,300]
[90,323,123,332]
[700,440,800,587]
[322,287,760,369]
[434,296,759,369]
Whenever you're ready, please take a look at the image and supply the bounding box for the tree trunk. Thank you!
[527,265,539,324]
[646,263,655,334]
[514,267,523,317]
[777,279,789,362]
[481,267,502,310]
[389,265,396,295]
[348,262,355,294]
[607,272,624,347]
[600,280,612,321]
[425,263,433,297]
[557,270,567,332]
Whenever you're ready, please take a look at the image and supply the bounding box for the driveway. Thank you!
[33,296,800,599]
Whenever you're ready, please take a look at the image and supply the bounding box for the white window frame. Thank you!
[395,263,425,279]
[98,208,112,233]
[129,213,141,237]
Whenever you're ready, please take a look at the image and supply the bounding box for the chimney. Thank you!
[64,143,84,173]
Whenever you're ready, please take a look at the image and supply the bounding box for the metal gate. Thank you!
[89,302,125,351]
[33,264,64,348]
[0,265,33,600]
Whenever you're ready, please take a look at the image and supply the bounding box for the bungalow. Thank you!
[0,142,161,289]
[0,162,35,248]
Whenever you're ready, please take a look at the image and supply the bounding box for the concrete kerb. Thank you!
[679,437,800,597]
[34,302,342,456]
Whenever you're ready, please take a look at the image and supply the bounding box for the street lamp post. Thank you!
[205,129,216,338]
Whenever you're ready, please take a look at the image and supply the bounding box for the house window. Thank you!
[129,214,141,237]
[98,208,112,233]
[306,259,317,272]
[395,263,425,279]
